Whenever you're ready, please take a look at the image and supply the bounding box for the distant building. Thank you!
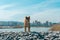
[0,21,23,29]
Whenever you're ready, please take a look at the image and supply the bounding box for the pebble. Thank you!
[0,31,60,40]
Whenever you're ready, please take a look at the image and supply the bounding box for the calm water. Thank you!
[0,27,50,32]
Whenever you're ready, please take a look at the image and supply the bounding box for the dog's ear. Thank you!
[25,16,30,20]
[28,16,30,19]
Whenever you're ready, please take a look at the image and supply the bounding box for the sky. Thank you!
[0,0,60,23]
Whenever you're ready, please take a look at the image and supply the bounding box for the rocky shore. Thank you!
[0,31,60,40]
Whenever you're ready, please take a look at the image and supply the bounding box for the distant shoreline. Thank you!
[0,26,51,29]
[31,27,49,28]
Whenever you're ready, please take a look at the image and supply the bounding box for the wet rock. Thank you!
[0,31,60,40]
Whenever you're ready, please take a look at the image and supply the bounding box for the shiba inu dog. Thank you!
[24,16,30,32]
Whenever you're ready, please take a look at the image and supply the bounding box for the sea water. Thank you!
[0,27,50,32]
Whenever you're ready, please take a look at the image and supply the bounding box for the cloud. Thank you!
[10,0,60,22]
[0,4,29,21]
[0,0,60,23]
[25,0,60,10]
[30,9,60,23]
[0,4,15,10]
[0,9,29,21]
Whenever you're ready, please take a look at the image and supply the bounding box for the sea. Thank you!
[0,27,51,32]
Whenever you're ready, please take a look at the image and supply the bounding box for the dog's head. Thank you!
[25,16,30,21]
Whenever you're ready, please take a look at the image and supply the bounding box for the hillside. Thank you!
[50,24,60,31]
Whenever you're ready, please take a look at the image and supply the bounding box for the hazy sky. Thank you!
[0,0,60,23]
